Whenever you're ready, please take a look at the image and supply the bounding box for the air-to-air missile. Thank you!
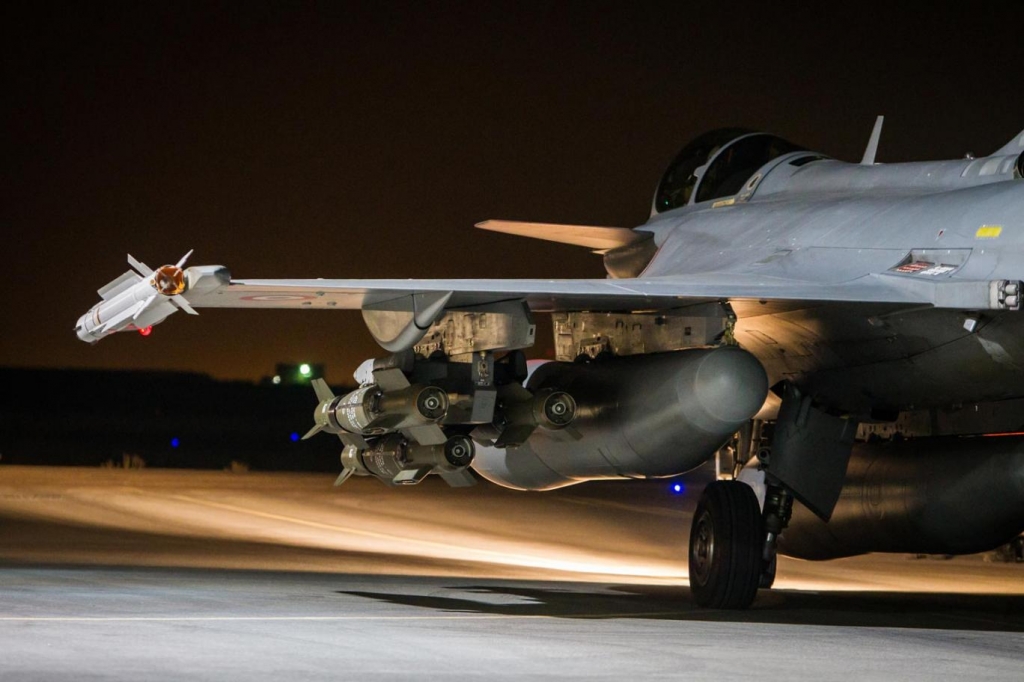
[75,251,199,343]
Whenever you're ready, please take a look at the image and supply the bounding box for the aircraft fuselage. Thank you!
[641,160,1024,416]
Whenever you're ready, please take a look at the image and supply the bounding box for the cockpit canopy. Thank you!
[654,129,805,213]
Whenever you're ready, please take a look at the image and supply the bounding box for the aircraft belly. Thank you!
[739,306,1024,413]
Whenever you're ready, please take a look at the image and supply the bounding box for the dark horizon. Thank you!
[0,364,347,469]
[4,3,1022,381]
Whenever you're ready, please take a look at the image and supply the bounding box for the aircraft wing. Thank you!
[185,266,1016,313]
[80,262,1018,346]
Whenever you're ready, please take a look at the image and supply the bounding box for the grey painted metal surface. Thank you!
[71,127,1024,569]
[782,436,1024,559]
[472,348,768,490]
[77,125,1024,417]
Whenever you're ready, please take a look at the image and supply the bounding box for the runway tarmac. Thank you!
[1,466,1022,680]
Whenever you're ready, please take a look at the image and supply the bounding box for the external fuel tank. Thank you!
[472,347,768,491]
[780,435,1024,559]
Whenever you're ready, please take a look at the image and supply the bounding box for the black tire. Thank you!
[688,481,764,609]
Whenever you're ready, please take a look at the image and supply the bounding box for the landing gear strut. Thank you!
[759,482,793,589]
[688,481,763,609]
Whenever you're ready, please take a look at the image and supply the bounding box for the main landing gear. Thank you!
[688,479,793,608]
[688,481,763,608]
[690,383,855,608]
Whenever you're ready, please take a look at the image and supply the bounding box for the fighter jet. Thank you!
[77,118,1024,608]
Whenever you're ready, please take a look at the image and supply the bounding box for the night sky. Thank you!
[3,3,1022,382]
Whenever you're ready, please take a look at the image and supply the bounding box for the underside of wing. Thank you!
[185,267,961,314]
[179,264,1023,351]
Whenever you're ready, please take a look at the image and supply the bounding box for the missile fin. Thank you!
[545,425,583,442]
[392,467,431,485]
[333,468,355,487]
[493,424,537,449]
[470,387,497,423]
[440,469,477,488]
[338,433,369,449]
[97,271,141,300]
[374,368,410,391]
[131,295,158,322]
[311,378,336,403]
[99,300,146,333]
[301,424,323,440]
[402,424,447,446]
[174,249,194,268]
[172,295,199,316]
[127,254,154,277]
[499,382,533,401]
[469,424,500,446]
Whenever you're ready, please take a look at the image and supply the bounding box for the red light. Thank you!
[139,326,153,337]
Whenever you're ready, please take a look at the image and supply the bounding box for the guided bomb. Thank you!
[342,433,476,486]
[305,383,449,440]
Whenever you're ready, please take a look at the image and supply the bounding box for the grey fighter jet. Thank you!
[77,119,1024,608]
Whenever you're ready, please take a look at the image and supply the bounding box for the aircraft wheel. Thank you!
[688,480,763,609]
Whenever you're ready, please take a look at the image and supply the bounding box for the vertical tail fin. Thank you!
[860,116,884,165]
[991,129,1024,157]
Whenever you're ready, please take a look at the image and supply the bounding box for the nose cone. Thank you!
[694,347,768,424]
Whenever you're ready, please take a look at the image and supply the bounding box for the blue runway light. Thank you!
[671,483,684,494]
[170,437,180,448]
[290,432,300,442]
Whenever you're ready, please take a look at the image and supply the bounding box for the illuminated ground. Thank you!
[1,466,1021,680]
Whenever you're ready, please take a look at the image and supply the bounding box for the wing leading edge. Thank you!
[183,266,1016,313]
[78,261,1020,345]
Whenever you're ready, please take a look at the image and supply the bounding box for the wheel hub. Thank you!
[690,509,715,586]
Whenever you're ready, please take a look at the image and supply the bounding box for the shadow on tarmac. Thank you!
[4,512,1022,633]
[339,584,1024,632]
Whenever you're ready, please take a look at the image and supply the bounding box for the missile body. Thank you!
[75,253,198,343]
